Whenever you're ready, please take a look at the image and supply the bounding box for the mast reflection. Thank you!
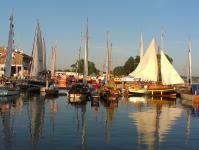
[70,103,87,150]
[49,98,58,136]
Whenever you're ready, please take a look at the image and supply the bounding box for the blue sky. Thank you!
[0,0,199,75]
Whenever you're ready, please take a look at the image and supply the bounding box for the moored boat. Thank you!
[68,83,90,103]
[128,38,184,97]
[0,83,20,96]
[40,81,59,96]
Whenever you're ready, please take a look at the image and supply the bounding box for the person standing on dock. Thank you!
[95,79,99,91]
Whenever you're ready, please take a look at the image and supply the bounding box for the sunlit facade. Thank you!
[0,46,31,78]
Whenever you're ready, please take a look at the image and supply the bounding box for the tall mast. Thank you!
[51,47,56,77]
[77,32,82,80]
[187,39,192,84]
[105,31,110,84]
[110,41,112,75]
[140,32,144,61]
[5,13,14,78]
[83,17,88,84]
[159,32,165,82]
[160,31,164,51]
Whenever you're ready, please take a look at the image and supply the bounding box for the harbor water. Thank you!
[0,93,199,150]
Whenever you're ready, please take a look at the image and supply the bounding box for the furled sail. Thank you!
[5,14,14,78]
[83,17,88,84]
[42,38,47,71]
[129,38,158,81]
[51,47,56,77]
[160,50,184,85]
[30,21,44,77]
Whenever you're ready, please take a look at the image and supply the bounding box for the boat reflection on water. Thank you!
[128,96,182,150]
[127,96,176,105]
[101,99,118,144]
[0,94,21,150]
[69,102,87,150]
[128,96,147,104]
[28,95,45,150]
[0,94,20,104]
[0,95,21,113]
[181,98,199,117]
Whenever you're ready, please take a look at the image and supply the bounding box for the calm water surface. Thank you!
[0,93,199,150]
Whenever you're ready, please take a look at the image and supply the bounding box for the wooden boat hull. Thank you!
[67,83,91,103]
[128,87,176,98]
[128,88,147,95]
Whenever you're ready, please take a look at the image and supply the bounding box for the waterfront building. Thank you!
[0,46,31,78]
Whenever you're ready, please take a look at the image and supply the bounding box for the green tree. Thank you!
[70,64,77,72]
[113,66,125,76]
[88,61,97,75]
[72,59,98,75]
[123,56,135,75]
[134,56,140,67]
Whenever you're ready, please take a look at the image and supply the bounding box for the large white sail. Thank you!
[51,47,56,77]
[30,21,44,77]
[160,50,184,85]
[5,14,14,78]
[129,38,158,81]
[83,18,88,84]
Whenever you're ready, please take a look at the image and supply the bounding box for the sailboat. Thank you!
[40,47,58,96]
[180,39,199,101]
[128,37,184,97]
[0,13,20,96]
[68,18,90,103]
[30,20,44,78]
[26,20,47,93]
[100,32,120,101]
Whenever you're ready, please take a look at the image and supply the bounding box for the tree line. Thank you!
[59,54,172,77]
